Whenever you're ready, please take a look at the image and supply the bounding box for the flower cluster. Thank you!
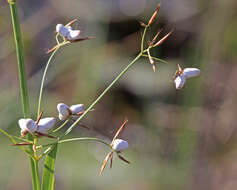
[18,102,86,137]
[18,116,56,137]
[57,103,84,120]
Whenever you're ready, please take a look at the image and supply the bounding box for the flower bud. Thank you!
[174,74,186,89]
[70,104,84,114]
[57,103,70,120]
[18,118,37,136]
[112,139,129,151]
[37,117,56,133]
[183,68,200,79]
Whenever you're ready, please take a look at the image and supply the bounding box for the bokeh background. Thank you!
[1,0,237,189]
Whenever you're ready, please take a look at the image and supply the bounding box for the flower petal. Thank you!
[18,118,37,134]
[112,139,129,151]
[183,68,200,79]
[56,24,69,37]
[57,103,70,120]
[174,74,186,89]
[67,29,80,40]
[70,104,84,114]
[37,117,56,133]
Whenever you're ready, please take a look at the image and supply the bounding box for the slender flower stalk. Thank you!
[37,46,60,116]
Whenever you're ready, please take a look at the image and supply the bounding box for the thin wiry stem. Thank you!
[141,54,169,64]
[63,52,142,136]
[37,47,60,116]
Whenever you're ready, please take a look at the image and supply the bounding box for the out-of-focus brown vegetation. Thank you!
[1,0,237,189]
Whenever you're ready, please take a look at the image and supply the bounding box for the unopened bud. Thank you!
[153,30,173,47]
[148,49,156,72]
[148,3,161,26]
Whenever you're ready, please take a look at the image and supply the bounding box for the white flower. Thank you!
[57,103,84,120]
[37,117,56,133]
[173,65,200,89]
[100,120,130,175]
[56,24,80,40]
[112,139,129,151]
[18,118,37,136]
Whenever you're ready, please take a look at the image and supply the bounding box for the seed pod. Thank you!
[70,104,84,114]
[18,118,37,136]
[57,103,70,120]
[37,117,56,133]
[174,74,186,89]
[112,139,129,151]
[183,68,200,79]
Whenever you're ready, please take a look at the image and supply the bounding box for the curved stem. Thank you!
[63,53,142,136]
[37,47,60,116]
[52,119,70,133]
[38,137,111,150]
[141,26,148,52]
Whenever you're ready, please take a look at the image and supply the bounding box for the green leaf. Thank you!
[41,144,58,190]
[0,128,17,144]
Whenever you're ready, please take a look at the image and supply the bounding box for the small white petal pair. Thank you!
[174,66,200,89]
[112,139,129,151]
[57,103,84,121]
[18,117,56,136]
[56,24,80,41]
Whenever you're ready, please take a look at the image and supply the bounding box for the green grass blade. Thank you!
[8,0,30,117]
[41,144,58,190]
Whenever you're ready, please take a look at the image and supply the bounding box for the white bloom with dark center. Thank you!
[37,117,56,133]
[18,118,37,136]
[112,139,129,151]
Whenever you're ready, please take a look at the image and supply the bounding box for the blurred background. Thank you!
[1,0,237,189]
